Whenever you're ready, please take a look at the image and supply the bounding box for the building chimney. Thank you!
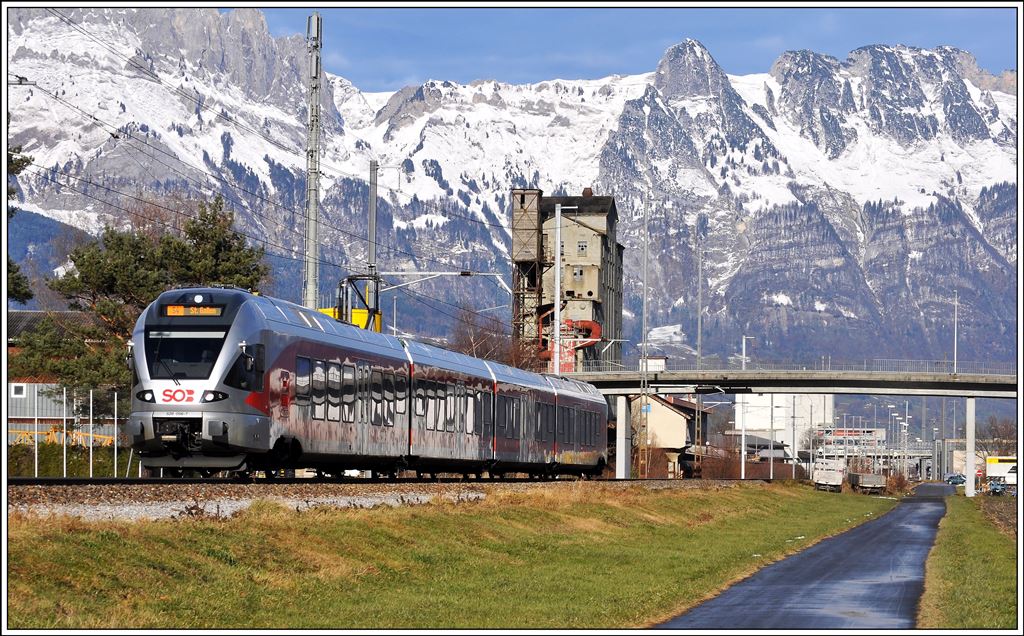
[582,187,593,197]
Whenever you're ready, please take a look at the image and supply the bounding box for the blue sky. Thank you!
[259,6,1019,92]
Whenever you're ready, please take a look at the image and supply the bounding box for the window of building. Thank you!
[577,240,588,255]
[573,266,584,281]
[10,384,27,399]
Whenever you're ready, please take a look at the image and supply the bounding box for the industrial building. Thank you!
[510,187,624,373]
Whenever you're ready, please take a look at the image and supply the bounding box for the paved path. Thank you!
[658,483,954,630]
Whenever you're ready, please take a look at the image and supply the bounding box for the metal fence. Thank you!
[571,358,1017,376]
[6,385,138,478]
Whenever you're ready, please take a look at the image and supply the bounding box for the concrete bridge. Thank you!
[566,359,1017,399]
[565,359,1017,495]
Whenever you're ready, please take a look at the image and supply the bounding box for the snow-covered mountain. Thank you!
[6,8,1018,364]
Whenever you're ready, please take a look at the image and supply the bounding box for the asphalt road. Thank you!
[658,483,954,630]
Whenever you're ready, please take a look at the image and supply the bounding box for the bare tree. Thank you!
[978,416,1017,456]
[447,303,542,370]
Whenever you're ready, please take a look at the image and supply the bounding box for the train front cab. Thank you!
[124,288,271,472]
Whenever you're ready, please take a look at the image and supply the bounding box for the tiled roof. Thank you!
[6,310,102,343]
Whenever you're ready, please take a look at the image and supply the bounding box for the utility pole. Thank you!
[953,290,958,374]
[792,395,797,479]
[553,204,576,375]
[769,394,774,480]
[301,12,323,309]
[740,335,754,480]
[695,214,704,476]
[642,201,649,478]
[367,159,380,324]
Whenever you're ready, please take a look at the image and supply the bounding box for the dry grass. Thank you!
[9,481,895,629]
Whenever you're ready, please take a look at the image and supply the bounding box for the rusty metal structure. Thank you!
[510,188,624,373]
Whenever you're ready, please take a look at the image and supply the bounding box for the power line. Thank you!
[26,163,511,330]
[41,9,516,237]
[23,80,501,272]
[25,162,356,273]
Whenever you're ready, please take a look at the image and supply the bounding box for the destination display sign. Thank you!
[163,305,223,317]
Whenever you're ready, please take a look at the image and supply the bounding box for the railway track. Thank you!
[7,475,601,487]
[8,476,763,487]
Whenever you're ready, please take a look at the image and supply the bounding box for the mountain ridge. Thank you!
[6,7,1017,365]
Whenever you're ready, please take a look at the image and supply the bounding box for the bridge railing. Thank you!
[570,358,1017,376]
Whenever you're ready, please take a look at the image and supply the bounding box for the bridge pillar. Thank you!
[616,395,631,479]
[965,397,976,497]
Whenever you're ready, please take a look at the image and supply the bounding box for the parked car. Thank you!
[945,473,966,485]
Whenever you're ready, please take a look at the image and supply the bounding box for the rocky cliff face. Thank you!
[7,8,1017,364]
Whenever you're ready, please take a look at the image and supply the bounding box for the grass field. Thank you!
[7,482,896,629]
[918,492,1018,629]
[8,443,140,478]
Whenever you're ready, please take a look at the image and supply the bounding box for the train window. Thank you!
[371,370,383,426]
[482,392,493,432]
[425,383,436,431]
[496,395,507,436]
[396,373,407,415]
[145,329,226,381]
[312,360,326,420]
[445,385,455,432]
[327,363,341,422]
[415,380,425,418]
[295,357,311,400]
[342,364,355,422]
[460,380,468,432]
[434,383,444,432]
[468,390,478,435]
[384,372,395,427]
[358,364,370,425]
[507,398,517,439]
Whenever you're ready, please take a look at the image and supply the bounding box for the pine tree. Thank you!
[9,195,270,415]
[7,134,34,304]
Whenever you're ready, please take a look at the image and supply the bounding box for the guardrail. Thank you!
[569,358,1017,376]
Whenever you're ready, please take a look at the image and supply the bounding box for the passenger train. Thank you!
[123,287,609,477]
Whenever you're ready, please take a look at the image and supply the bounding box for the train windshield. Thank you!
[145,330,226,380]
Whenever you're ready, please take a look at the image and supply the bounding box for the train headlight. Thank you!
[201,390,229,403]
[136,390,155,403]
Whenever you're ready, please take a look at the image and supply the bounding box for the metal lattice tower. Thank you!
[301,12,322,309]
[510,189,545,365]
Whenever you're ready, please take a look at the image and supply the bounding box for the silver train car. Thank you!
[122,287,609,477]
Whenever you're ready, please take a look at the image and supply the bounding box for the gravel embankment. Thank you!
[7,479,746,522]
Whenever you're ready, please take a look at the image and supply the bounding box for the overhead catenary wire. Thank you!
[40,9,515,237]
[13,13,522,329]
[21,79,503,274]
[24,162,511,332]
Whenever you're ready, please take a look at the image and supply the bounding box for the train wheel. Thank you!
[199,469,217,479]
[166,468,184,478]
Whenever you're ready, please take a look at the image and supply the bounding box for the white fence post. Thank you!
[62,388,68,478]
[33,385,39,478]
[89,390,94,479]
[113,391,118,478]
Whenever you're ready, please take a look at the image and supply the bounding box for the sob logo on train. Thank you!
[162,388,196,403]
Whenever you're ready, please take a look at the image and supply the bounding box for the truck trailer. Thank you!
[848,472,886,494]
[813,459,845,492]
